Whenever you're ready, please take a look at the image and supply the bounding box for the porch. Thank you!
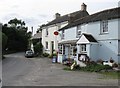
[58,40,78,64]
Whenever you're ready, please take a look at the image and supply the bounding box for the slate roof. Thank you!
[83,33,97,43]
[45,10,89,26]
[58,40,78,44]
[59,7,120,31]
[32,32,42,39]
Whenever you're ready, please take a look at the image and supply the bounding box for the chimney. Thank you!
[81,3,87,11]
[55,13,61,19]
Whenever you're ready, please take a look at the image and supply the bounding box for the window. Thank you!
[100,20,108,34]
[81,44,86,52]
[45,42,48,49]
[45,28,48,36]
[61,30,65,39]
[76,26,81,38]
[70,46,77,56]
[58,44,65,54]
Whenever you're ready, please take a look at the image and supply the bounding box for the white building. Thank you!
[58,7,120,65]
[41,3,89,55]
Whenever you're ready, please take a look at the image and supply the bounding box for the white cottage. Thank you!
[41,3,89,55]
[58,7,120,65]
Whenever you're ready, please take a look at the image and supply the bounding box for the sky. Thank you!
[0,0,119,34]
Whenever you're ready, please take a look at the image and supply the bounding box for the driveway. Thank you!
[2,52,118,86]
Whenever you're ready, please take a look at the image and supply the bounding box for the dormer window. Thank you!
[100,20,108,34]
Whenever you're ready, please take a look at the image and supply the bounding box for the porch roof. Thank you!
[77,33,98,44]
[84,34,97,42]
[31,32,42,39]
[58,40,78,45]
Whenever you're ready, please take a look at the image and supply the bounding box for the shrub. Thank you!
[80,64,112,72]
[109,58,114,63]
[96,59,103,64]
[112,63,118,68]
[34,43,43,55]
[48,54,53,58]
[2,32,8,52]
[43,53,49,57]
[48,53,57,58]
[87,61,97,66]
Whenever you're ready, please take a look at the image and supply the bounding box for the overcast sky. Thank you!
[0,0,119,34]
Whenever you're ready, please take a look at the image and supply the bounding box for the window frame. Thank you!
[45,28,48,37]
[58,44,65,54]
[45,41,48,49]
[80,44,86,52]
[100,20,108,34]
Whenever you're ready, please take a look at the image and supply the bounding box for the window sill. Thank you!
[99,32,109,35]
[45,35,48,37]
[45,49,49,51]
[80,51,87,53]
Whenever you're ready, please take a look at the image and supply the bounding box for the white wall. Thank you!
[84,19,119,40]
[118,18,120,39]
[80,19,119,62]
[90,44,98,61]
[57,18,119,62]
[98,40,118,62]
[64,27,77,41]
[42,26,56,54]
[42,22,68,54]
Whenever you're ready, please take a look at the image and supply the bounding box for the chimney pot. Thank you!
[81,3,87,11]
[55,13,61,19]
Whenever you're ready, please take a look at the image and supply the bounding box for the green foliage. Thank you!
[8,18,25,28]
[64,61,112,72]
[2,18,31,52]
[32,39,40,45]
[80,64,112,72]
[48,53,57,58]
[100,71,120,79]
[63,67,71,71]
[43,53,49,57]
[34,43,43,55]
[2,32,8,51]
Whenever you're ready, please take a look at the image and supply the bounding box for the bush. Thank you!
[109,58,114,63]
[2,32,8,52]
[96,59,103,64]
[63,61,112,72]
[43,53,49,57]
[48,53,57,58]
[34,43,43,56]
[112,63,118,68]
[80,64,112,72]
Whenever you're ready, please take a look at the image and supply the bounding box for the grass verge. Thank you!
[100,71,120,79]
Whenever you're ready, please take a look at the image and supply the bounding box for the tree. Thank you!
[2,18,31,52]
[8,18,25,27]
[2,32,8,51]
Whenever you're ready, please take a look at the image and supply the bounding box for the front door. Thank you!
[51,41,54,54]
[65,46,70,59]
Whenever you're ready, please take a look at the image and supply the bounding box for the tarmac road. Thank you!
[2,52,118,86]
